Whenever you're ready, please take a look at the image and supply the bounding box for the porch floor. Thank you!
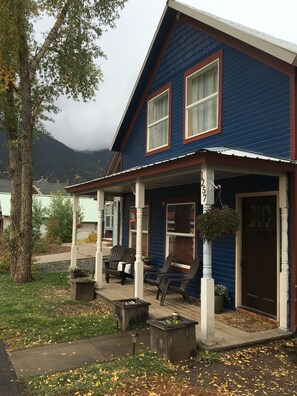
[95,277,292,350]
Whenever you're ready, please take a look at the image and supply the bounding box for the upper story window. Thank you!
[185,52,222,142]
[147,83,171,154]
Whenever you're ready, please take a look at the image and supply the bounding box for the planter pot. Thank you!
[215,295,224,313]
[70,278,96,301]
[147,316,198,362]
[113,298,151,331]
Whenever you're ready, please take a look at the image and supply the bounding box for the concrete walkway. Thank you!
[34,243,102,264]
[0,340,21,395]
[10,330,150,380]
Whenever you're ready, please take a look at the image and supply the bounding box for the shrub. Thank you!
[32,197,46,246]
[85,232,97,243]
[33,237,50,254]
[0,227,10,274]
[46,189,74,243]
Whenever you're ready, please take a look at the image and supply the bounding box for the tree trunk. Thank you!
[8,144,22,279]
[10,1,33,283]
[3,82,22,280]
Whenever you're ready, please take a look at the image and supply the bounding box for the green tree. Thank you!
[0,0,127,282]
[32,197,45,246]
[46,190,73,243]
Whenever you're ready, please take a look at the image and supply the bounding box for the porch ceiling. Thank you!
[66,149,296,197]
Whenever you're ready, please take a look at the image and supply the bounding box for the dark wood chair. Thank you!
[105,247,136,285]
[143,253,173,292]
[104,245,124,283]
[157,258,200,306]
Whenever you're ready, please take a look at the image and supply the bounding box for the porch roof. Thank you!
[66,148,296,196]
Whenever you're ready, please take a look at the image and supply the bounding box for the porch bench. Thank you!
[105,247,136,285]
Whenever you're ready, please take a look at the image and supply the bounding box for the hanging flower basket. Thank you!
[197,206,240,242]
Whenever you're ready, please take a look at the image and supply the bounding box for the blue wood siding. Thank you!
[121,175,279,305]
[122,20,291,170]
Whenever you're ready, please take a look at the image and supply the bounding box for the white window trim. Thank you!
[185,58,219,139]
[147,88,169,153]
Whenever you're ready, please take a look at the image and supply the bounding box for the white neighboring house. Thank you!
[0,179,98,240]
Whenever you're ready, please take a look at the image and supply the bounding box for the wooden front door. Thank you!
[241,195,277,317]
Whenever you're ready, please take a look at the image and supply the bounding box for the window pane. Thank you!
[188,97,217,136]
[186,60,218,137]
[169,235,194,265]
[148,90,169,151]
[167,204,195,234]
[188,64,218,105]
[149,119,168,150]
[148,92,168,124]
[130,232,148,256]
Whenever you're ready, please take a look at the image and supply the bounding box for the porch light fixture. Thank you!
[131,332,139,356]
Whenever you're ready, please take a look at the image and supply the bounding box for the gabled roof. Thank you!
[0,177,67,195]
[0,179,11,193]
[33,177,67,196]
[111,0,297,152]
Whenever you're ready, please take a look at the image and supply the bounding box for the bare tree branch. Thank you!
[29,0,71,81]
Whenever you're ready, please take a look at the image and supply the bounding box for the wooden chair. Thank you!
[104,245,124,283]
[157,258,200,306]
[105,247,136,285]
[143,254,173,292]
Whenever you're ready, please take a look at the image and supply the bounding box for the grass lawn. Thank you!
[2,271,296,396]
[23,352,213,396]
[0,272,115,351]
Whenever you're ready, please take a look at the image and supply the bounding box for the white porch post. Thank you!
[279,176,289,330]
[95,190,104,288]
[70,194,78,269]
[134,179,145,299]
[200,165,215,345]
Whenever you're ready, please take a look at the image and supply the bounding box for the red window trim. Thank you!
[146,82,172,156]
[183,49,223,144]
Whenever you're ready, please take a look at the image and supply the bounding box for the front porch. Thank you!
[95,278,291,350]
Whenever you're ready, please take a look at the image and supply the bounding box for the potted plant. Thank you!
[214,284,231,313]
[147,313,198,362]
[142,256,155,266]
[69,267,95,301]
[197,206,240,242]
[113,298,151,331]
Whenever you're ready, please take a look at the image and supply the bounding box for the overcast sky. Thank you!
[46,0,297,152]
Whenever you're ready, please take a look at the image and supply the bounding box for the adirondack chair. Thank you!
[104,245,124,283]
[143,254,173,292]
[105,247,136,285]
[157,258,200,306]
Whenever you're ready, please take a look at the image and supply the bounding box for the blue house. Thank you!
[67,0,297,343]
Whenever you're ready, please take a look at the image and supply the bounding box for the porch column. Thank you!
[200,165,215,345]
[70,194,78,269]
[279,176,289,330]
[134,179,145,299]
[95,190,104,288]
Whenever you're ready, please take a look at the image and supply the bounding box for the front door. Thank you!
[241,195,277,317]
